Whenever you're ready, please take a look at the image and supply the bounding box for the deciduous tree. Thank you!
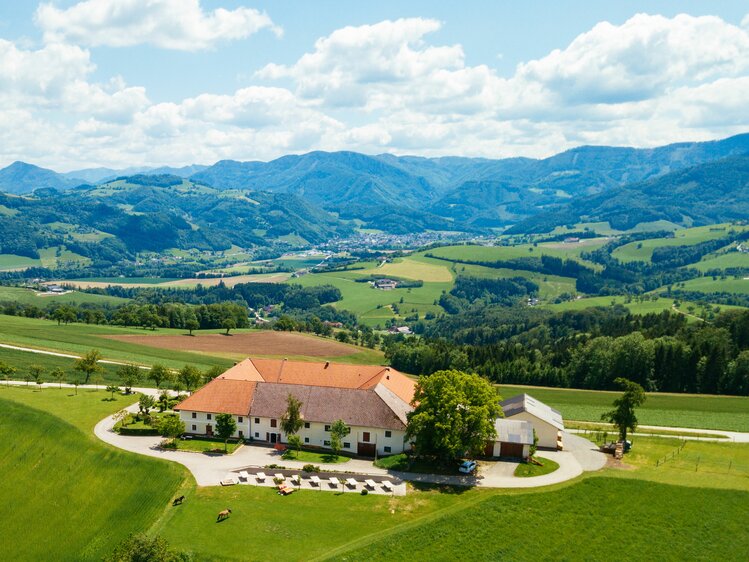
[74,349,102,384]
[280,394,304,436]
[406,370,501,463]
[215,413,237,452]
[329,419,350,458]
[601,377,647,442]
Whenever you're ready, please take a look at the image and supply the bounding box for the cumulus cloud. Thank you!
[4,11,749,169]
[36,0,282,51]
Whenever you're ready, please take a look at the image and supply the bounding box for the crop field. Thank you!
[0,388,185,561]
[359,256,455,282]
[498,384,749,432]
[0,286,129,307]
[104,330,385,364]
[612,223,745,263]
[59,272,292,289]
[0,314,232,371]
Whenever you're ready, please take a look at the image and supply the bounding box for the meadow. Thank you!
[545,295,745,318]
[0,286,129,307]
[690,250,749,272]
[611,223,744,263]
[0,387,185,561]
[668,275,749,295]
[0,253,40,270]
[498,384,749,432]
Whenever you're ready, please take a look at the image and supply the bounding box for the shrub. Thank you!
[302,464,320,473]
[361,489,368,495]
[118,426,161,436]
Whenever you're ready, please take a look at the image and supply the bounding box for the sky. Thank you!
[1,1,749,171]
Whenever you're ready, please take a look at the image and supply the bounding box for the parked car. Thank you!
[458,460,477,474]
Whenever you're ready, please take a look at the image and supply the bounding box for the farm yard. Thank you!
[2,380,749,561]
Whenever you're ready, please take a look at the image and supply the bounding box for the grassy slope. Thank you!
[690,251,749,272]
[0,254,40,270]
[498,384,749,432]
[0,388,186,561]
[0,286,129,306]
[671,276,749,295]
[612,224,745,263]
[427,242,605,270]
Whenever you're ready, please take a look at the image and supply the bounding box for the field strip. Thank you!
[310,490,498,562]
[0,343,150,369]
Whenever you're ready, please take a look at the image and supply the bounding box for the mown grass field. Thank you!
[690,249,749,272]
[0,286,129,306]
[0,253,39,270]
[669,275,749,295]
[0,387,186,561]
[545,295,745,317]
[0,346,123,385]
[498,384,749,432]
[551,219,684,236]
[612,223,745,263]
[427,241,604,270]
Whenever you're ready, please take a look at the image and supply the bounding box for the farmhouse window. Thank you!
[324,440,331,446]
[238,417,243,423]
[192,425,196,431]
[254,418,260,424]
[324,424,331,432]
[270,419,277,428]
[254,432,259,438]
[238,431,244,438]
[191,412,196,419]
[363,432,370,442]
[304,437,310,443]
[384,446,392,453]
[385,431,392,438]
[207,413,212,420]
[304,422,310,429]
[344,442,351,449]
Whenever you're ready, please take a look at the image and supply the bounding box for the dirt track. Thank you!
[104,331,357,357]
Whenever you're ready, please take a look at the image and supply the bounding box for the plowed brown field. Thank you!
[104,331,357,357]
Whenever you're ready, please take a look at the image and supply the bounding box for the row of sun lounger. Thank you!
[237,470,394,491]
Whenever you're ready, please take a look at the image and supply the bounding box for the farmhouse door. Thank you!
[206,424,213,436]
[357,442,376,457]
[484,442,495,457]
[269,433,277,444]
[500,442,524,458]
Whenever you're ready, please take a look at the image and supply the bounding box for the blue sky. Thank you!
[1,1,748,170]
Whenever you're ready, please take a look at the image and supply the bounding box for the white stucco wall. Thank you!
[179,410,250,439]
[504,411,561,449]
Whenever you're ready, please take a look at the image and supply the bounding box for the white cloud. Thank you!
[35,0,281,51]
[4,11,749,169]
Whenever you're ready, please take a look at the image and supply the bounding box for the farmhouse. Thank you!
[374,278,398,290]
[500,394,565,450]
[486,418,534,459]
[175,358,415,457]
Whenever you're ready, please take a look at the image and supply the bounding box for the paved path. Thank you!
[569,425,749,443]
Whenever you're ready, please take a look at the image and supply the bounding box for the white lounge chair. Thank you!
[239,470,250,481]
[255,472,267,482]
[382,480,393,492]
[346,478,357,488]
[329,477,340,488]
[274,473,285,482]
[310,475,321,487]
[290,474,300,484]
[364,479,376,489]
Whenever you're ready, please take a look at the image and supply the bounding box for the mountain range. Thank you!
[1,133,749,243]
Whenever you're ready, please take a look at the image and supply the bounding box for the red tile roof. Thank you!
[175,379,256,416]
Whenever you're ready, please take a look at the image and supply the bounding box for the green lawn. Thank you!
[668,275,749,295]
[0,388,187,561]
[174,437,243,454]
[374,453,460,475]
[498,384,749,432]
[281,449,350,464]
[690,250,749,272]
[0,346,123,385]
[513,456,559,477]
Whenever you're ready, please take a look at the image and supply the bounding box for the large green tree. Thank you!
[215,413,237,452]
[601,377,647,442]
[406,370,502,462]
[118,364,142,394]
[148,364,172,389]
[329,419,350,459]
[178,365,201,394]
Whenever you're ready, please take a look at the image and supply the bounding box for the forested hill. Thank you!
[509,155,749,234]
[0,175,351,261]
[2,132,749,233]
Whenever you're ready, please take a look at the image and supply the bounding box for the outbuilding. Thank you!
[500,394,564,450]
[485,418,534,459]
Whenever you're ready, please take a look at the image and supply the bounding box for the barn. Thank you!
[486,418,534,459]
[500,394,564,450]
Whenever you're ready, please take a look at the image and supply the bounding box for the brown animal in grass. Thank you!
[216,508,232,521]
